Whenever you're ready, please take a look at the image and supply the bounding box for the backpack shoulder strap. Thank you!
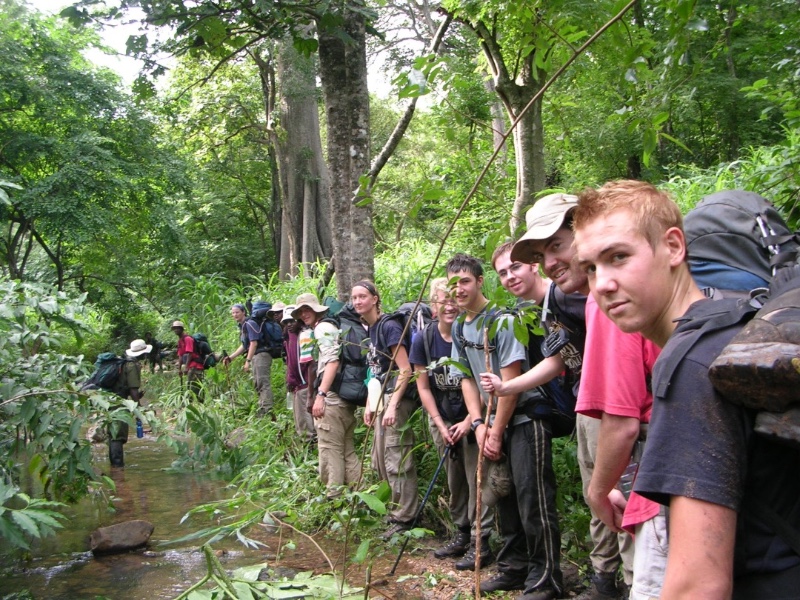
[655,300,758,400]
[422,320,438,367]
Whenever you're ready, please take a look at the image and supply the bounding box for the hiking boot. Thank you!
[433,528,470,559]
[455,538,495,570]
[709,264,800,412]
[516,587,557,600]
[108,441,125,468]
[574,571,621,600]
[477,571,526,594]
[381,520,413,541]
[618,581,631,600]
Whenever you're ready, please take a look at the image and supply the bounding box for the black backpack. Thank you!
[317,304,370,406]
[683,190,799,414]
[82,352,129,396]
[375,301,433,353]
[191,333,217,369]
[685,190,799,287]
[249,300,284,358]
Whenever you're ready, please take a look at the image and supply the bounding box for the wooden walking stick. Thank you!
[474,324,495,599]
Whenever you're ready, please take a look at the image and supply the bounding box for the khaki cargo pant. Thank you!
[429,416,496,538]
[577,413,634,583]
[372,395,419,523]
[315,394,361,497]
[251,352,274,414]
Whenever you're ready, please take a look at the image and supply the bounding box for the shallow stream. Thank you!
[0,435,265,599]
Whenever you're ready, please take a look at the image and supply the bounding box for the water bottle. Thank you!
[136,419,144,438]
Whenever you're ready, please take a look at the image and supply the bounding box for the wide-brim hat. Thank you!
[171,320,185,329]
[292,293,329,318]
[282,305,296,322]
[269,301,287,313]
[126,338,153,357]
[511,193,579,263]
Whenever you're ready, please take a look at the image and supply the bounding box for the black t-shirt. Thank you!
[635,298,800,586]
[542,284,587,397]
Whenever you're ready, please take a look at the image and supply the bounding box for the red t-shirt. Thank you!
[177,334,204,370]
[576,295,661,530]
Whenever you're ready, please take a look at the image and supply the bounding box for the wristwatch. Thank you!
[470,418,485,431]
[317,390,328,398]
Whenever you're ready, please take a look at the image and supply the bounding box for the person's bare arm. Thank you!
[660,496,735,600]
[480,354,564,396]
[482,361,522,461]
[312,359,340,418]
[586,414,640,532]
[243,340,258,372]
[415,365,454,445]
[382,344,413,427]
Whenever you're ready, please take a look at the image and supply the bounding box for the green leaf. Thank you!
[355,491,387,515]
[10,510,40,538]
[353,539,370,563]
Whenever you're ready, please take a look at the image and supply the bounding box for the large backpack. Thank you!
[373,301,433,401]
[249,300,284,358]
[82,352,129,395]
[317,304,370,406]
[375,301,433,351]
[191,333,217,369]
[677,190,800,440]
[685,190,799,289]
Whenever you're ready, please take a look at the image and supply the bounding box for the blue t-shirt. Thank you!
[367,316,406,382]
[410,322,465,422]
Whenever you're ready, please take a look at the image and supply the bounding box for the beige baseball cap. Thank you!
[511,193,579,263]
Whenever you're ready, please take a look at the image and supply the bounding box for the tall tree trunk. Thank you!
[470,20,547,234]
[274,40,332,278]
[485,79,508,159]
[254,41,332,280]
[318,9,373,298]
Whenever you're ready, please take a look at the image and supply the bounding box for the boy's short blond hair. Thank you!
[574,180,683,250]
[429,277,450,303]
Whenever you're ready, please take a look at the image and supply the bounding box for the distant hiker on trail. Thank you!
[354,280,420,539]
[281,304,316,442]
[293,293,362,498]
[222,302,279,416]
[572,180,800,599]
[172,320,204,401]
[144,332,163,373]
[106,338,149,468]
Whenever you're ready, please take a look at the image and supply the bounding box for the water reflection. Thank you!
[0,435,261,600]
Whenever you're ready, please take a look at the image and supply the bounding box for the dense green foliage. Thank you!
[1,0,799,595]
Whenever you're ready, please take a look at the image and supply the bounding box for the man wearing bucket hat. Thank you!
[293,293,362,497]
[282,305,316,441]
[105,338,150,468]
[484,193,662,600]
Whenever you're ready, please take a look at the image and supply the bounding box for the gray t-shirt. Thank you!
[450,305,542,410]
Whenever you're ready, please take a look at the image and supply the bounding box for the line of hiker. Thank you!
[275,184,798,600]
[81,181,799,599]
